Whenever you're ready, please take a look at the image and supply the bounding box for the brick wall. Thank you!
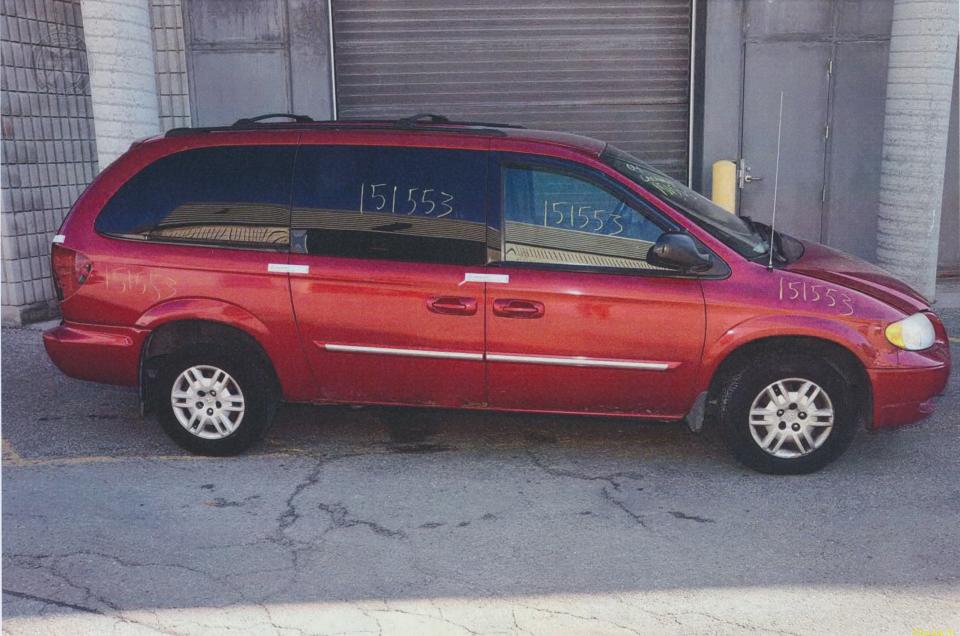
[1,0,98,325]
[150,0,189,130]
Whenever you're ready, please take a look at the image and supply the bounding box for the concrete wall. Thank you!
[0,0,99,326]
[938,54,959,274]
[81,0,159,168]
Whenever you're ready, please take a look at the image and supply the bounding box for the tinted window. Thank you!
[95,146,295,249]
[502,165,672,271]
[292,146,488,265]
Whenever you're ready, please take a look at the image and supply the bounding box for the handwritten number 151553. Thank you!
[779,277,854,316]
[360,182,454,217]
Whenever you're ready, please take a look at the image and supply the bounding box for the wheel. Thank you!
[717,352,858,474]
[157,348,275,455]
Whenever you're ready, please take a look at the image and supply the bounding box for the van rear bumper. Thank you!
[43,321,149,386]
[868,363,950,430]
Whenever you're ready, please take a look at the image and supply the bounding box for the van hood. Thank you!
[785,241,929,314]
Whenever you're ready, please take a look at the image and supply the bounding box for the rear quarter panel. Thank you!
[56,132,315,401]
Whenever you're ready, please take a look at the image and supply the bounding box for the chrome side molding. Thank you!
[322,342,670,371]
[323,343,483,361]
[486,353,669,371]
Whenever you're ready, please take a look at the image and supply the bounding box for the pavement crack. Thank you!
[526,450,644,486]
[668,510,715,523]
[277,456,327,533]
[527,451,648,528]
[672,610,802,636]
[369,606,476,634]
[2,588,103,615]
[317,502,407,539]
[601,486,647,528]
[518,603,643,635]
[511,609,535,636]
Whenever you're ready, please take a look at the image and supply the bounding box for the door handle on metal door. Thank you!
[493,299,544,319]
[427,296,478,316]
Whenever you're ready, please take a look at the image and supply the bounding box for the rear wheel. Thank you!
[158,349,274,455]
[717,352,858,474]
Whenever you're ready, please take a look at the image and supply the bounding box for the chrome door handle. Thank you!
[427,296,478,316]
[493,299,544,319]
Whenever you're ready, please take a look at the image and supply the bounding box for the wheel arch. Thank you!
[703,335,872,429]
[138,316,281,415]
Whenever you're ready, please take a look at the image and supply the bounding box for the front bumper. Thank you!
[43,321,149,387]
[868,363,950,430]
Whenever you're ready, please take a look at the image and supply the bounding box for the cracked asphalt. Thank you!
[2,310,958,635]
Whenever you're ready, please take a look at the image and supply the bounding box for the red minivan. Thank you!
[44,114,951,473]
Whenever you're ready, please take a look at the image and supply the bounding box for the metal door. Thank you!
[184,0,333,126]
[738,41,831,241]
[736,0,894,256]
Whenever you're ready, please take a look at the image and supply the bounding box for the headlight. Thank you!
[885,313,936,351]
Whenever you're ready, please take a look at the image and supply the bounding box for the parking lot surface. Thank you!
[2,310,959,635]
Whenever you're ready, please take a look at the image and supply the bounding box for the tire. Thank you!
[717,352,858,474]
[157,347,275,456]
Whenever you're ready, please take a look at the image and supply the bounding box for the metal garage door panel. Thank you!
[333,0,691,180]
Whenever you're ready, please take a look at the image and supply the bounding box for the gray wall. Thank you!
[1,0,98,325]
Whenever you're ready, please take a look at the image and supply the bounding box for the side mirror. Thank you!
[647,231,713,272]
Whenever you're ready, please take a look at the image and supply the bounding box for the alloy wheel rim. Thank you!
[171,365,245,440]
[748,377,834,459]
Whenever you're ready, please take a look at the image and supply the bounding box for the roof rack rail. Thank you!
[232,113,314,126]
[396,112,525,130]
[164,113,522,138]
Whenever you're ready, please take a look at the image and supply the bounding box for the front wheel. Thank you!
[717,352,858,474]
[158,349,275,455]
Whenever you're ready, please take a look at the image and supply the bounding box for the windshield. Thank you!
[600,146,770,259]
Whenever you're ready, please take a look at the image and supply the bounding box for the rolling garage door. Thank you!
[332,1,693,180]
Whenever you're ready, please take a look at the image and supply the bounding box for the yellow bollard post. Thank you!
[711,160,737,213]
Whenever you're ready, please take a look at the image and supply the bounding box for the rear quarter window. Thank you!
[95,146,296,250]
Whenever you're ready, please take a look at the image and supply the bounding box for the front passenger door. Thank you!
[485,157,706,417]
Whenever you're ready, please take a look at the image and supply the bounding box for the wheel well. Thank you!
[140,320,280,413]
[705,336,872,426]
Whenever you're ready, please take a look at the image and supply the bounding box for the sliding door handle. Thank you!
[427,296,478,316]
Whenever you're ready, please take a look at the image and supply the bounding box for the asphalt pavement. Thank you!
[1,309,958,635]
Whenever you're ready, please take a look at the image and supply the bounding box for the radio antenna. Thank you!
[768,91,784,271]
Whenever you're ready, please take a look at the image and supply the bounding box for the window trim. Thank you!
[493,154,727,279]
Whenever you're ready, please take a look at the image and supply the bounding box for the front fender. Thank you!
[697,312,896,393]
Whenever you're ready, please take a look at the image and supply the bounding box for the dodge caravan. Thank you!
[44,114,951,473]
